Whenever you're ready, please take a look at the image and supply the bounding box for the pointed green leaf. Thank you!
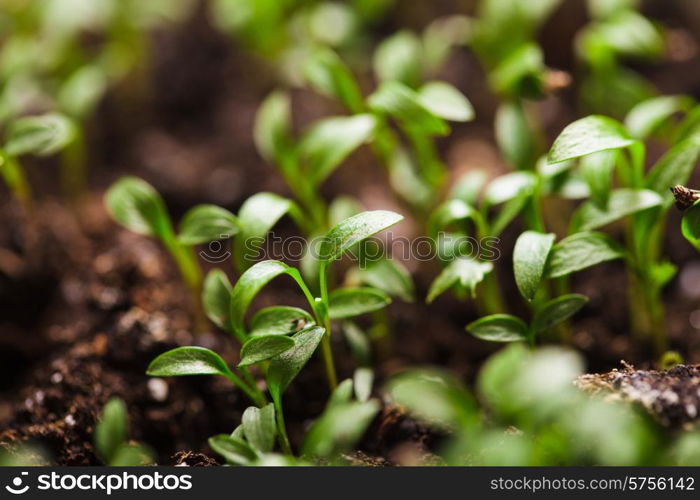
[417,82,474,122]
[178,205,238,245]
[427,258,493,303]
[301,400,380,459]
[532,294,588,333]
[342,321,371,366]
[545,232,625,278]
[208,434,257,466]
[238,192,292,240]
[624,95,693,140]
[328,287,391,319]
[513,231,555,301]
[147,346,232,378]
[267,326,325,398]
[358,258,415,302]
[320,210,403,263]
[202,269,233,330]
[5,113,76,157]
[95,398,128,463]
[329,196,363,226]
[368,81,449,136]
[571,188,663,231]
[230,260,308,339]
[242,404,276,453]
[428,198,481,238]
[300,114,376,185]
[548,115,635,164]
[466,314,528,342]
[249,306,315,337]
[373,30,422,87]
[254,91,293,164]
[303,48,365,113]
[105,177,172,239]
[328,379,355,409]
[239,335,296,368]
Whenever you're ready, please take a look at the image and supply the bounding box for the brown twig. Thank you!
[670,185,700,210]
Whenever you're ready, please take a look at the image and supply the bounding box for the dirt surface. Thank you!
[577,364,700,429]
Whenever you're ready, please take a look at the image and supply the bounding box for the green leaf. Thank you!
[595,11,663,58]
[681,202,700,252]
[490,191,532,237]
[178,205,238,245]
[373,30,423,87]
[301,400,380,459]
[58,64,108,119]
[267,326,326,398]
[202,269,233,330]
[513,231,555,301]
[249,306,315,337]
[108,444,152,466]
[495,100,537,170]
[354,367,373,403]
[368,81,449,136]
[300,114,376,185]
[484,171,536,205]
[428,198,481,237]
[230,260,308,339]
[545,232,625,278]
[242,404,276,453]
[95,397,128,463]
[532,294,588,333]
[328,287,391,319]
[571,188,663,231]
[449,169,488,205]
[646,137,700,204]
[235,193,294,270]
[208,434,257,466]
[303,48,365,113]
[147,346,232,378]
[104,177,172,239]
[239,335,296,368]
[4,113,76,157]
[579,150,617,207]
[466,314,528,342]
[548,115,635,164]
[328,379,355,408]
[358,258,415,302]
[320,210,403,263]
[417,82,474,122]
[624,95,693,140]
[489,43,544,98]
[427,258,493,303]
[254,91,293,164]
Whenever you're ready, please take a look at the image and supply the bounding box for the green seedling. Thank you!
[147,210,402,453]
[547,111,700,353]
[94,397,152,466]
[575,0,665,117]
[385,344,693,466]
[425,169,543,313]
[0,113,76,215]
[209,374,379,465]
[302,38,474,215]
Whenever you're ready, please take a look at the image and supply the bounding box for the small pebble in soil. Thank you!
[51,372,63,384]
[65,414,76,427]
[148,378,169,402]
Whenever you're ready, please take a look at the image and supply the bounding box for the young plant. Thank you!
[94,397,152,466]
[146,210,402,453]
[0,113,76,215]
[546,111,700,353]
[301,37,474,216]
[209,374,379,465]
